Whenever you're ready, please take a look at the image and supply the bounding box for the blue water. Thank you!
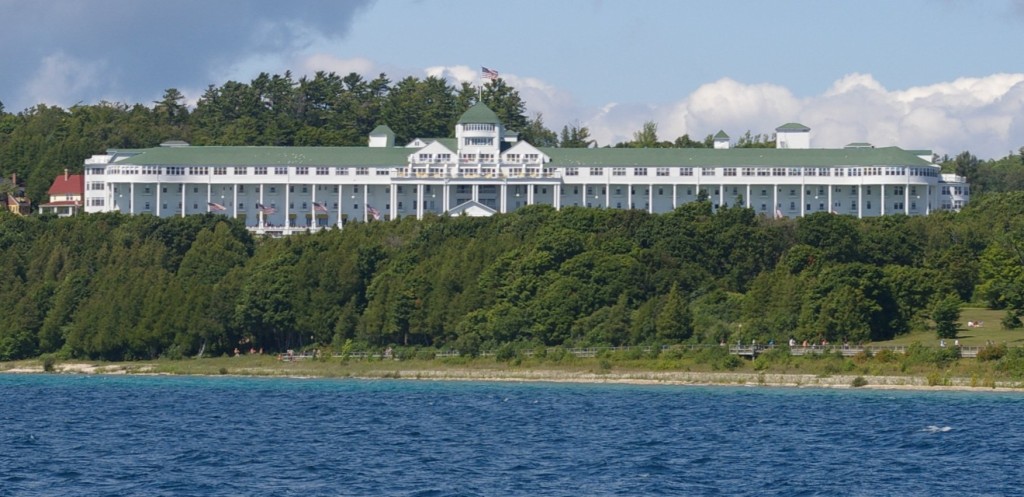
[1,375,1022,496]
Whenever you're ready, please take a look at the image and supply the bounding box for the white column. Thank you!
[156,181,161,217]
[285,185,291,227]
[416,184,424,220]
[129,183,135,215]
[206,184,211,213]
[582,183,587,207]
[672,184,677,209]
[390,185,397,220]
[800,184,805,217]
[828,184,833,214]
[649,183,654,213]
[443,182,449,213]
[259,183,265,227]
[500,183,507,213]
[233,184,238,220]
[881,185,886,216]
[472,185,479,203]
[605,181,610,208]
[905,173,910,215]
[180,185,185,218]
[337,185,343,228]
[746,184,751,208]
[527,183,534,205]
[773,183,778,217]
[363,185,368,222]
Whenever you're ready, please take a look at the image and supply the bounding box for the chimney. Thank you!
[65,168,69,180]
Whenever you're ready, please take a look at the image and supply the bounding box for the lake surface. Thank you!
[1,374,1021,496]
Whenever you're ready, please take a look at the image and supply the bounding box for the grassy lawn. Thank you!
[873,307,1024,347]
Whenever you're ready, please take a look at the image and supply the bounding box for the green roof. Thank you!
[457,102,501,125]
[540,146,932,167]
[110,144,933,169]
[713,130,730,140]
[114,146,411,167]
[369,124,395,137]
[776,123,810,132]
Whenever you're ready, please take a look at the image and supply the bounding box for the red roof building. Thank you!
[39,171,86,217]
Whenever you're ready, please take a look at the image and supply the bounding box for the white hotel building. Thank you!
[83,103,970,234]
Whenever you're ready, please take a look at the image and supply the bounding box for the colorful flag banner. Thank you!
[313,202,328,213]
[367,204,381,221]
[207,202,226,211]
[482,66,499,81]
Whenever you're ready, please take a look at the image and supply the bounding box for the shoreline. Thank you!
[3,361,1023,393]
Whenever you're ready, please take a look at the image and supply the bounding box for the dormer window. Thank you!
[418,153,432,162]
[506,154,520,162]
[464,124,494,132]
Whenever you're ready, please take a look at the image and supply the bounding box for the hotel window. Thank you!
[656,167,670,176]
[437,154,451,162]
[788,168,801,176]
[589,168,602,176]
[633,167,647,176]
[460,153,476,163]
[723,168,737,176]
[818,168,830,177]
[805,168,817,177]
[234,167,247,175]
[188,167,208,175]
[316,167,329,175]
[376,169,390,175]
[612,167,626,176]
[525,154,539,162]
[214,167,227,175]
[193,187,199,193]
[465,137,493,146]
[772,168,785,176]
[270,187,277,193]
[336,167,349,175]
[894,186,905,195]
[479,154,494,163]
[565,167,579,176]
[144,202,151,210]
[701,168,715,176]
[761,189,767,196]
[356,168,368,176]
[255,167,267,175]
[274,167,287,175]
[418,154,433,162]
[506,154,519,162]
[296,167,308,175]
[680,168,693,176]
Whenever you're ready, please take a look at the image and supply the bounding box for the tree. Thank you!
[656,283,693,342]
[953,150,979,182]
[560,121,595,148]
[631,121,659,148]
[480,79,527,132]
[153,88,189,126]
[931,294,961,339]
[518,113,558,147]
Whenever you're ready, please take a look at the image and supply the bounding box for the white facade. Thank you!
[83,105,970,235]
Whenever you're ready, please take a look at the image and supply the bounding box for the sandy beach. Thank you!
[3,361,1022,393]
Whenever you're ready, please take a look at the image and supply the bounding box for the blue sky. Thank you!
[2,0,1023,158]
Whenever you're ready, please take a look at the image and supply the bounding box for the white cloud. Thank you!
[22,52,109,107]
[519,72,1024,158]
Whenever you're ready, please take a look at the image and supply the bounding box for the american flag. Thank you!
[313,202,328,213]
[207,202,226,212]
[366,204,381,221]
[256,203,277,215]
[481,66,499,81]
[775,209,784,219]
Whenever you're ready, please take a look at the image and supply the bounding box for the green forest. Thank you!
[2,72,1024,361]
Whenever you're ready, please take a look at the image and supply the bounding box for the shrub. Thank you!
[873,349,898,363]
[851,376,868,388]
[41,354,56,372]
[976,343,1007,362]
[753,346,791,370]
